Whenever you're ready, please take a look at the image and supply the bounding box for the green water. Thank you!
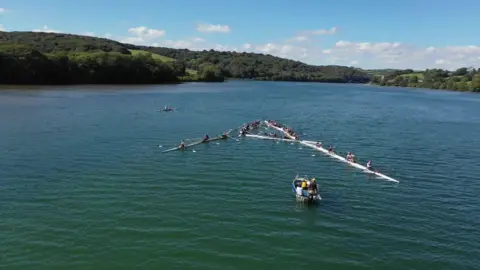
[1,82,479,270]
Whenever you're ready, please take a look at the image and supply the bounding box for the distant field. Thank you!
[399,73,424,79]
[129,49,197,75]
[186,69,198,75]
[129,49,175,62]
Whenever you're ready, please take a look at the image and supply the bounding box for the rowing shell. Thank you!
[245,134,301,143]
[264,121,399,183]
[300,141,399,183]
[245,134,319,144]
[163,129,232,153]
[264,121,297,140]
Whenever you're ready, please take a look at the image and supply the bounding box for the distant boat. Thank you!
[161,106,174,112]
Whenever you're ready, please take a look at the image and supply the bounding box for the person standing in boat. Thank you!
[310,178,318,194]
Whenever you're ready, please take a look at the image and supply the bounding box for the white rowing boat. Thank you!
[244,134,320,144]
[264,120,399,183]
[300,141,399,183]
[264,121,297,140]
[245,134,300,143]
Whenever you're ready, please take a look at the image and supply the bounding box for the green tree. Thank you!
[453,67,468,76]
[472,73,480,92]
[409,75,418,84]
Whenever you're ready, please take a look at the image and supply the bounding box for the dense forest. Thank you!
[0,31,369,84]
[133,45,370,83]
[0,31,479,92]
[370,68,480,92]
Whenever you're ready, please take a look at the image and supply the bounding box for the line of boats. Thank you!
[259,120,399,183]
[162,129,232,153]
[162,119,400,204]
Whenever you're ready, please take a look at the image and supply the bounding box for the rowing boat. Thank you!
[264,121,399,182]
[245,134,319,144]
[264,121,297,140]
[245,134,300,142]
[162,129,232,153]
[300,141,399,183]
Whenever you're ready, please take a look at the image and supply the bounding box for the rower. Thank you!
[328,145,334,152]
[222,132,228,138]
[366,160,374,171]
[203,134,209,141]
[316,142,322,147]
[164,105,168,110]
[179,140,185,148]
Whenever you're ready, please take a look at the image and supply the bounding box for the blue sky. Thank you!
[1,0,480,70]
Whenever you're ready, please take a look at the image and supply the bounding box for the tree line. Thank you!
[0,31,369,85]
[370,68,480,92]
[134,45,371,83]
[0,31,479,92]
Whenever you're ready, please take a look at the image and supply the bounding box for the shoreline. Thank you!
[0,80,478,94]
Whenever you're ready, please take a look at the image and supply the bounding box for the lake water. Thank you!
[1,82,479,270]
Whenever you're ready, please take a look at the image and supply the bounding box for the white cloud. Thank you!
[243,43,252,49]
[253,43,308,60]
[349,60,359,66]
[83,32,95,37]
[286,27,337,44]
[310,27,337,35]
[0,24,5,31]
[0,8,7,13]
[163,39,194,49]
[192,37,205,42]
[289,35,309,43]
[313,40,480,69]
[105,33,112,38]
[121,36,145,44]
[119,26,166,45]
[128,26,165,38]
[156,37,210,50]
[32,25,61,33]
[196,23,231,33]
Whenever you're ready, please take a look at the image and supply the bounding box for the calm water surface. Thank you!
[1,82,479,270]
